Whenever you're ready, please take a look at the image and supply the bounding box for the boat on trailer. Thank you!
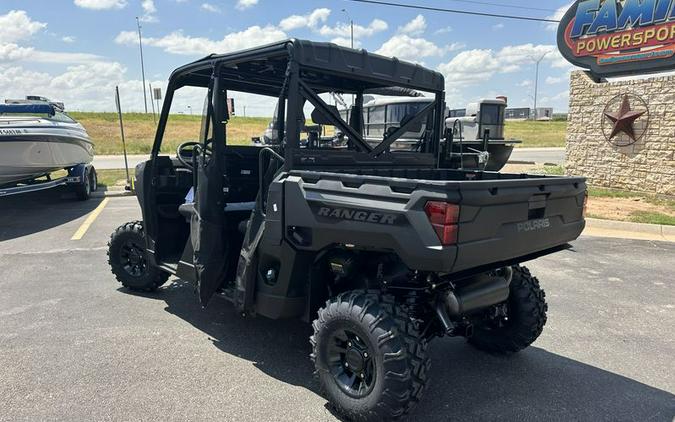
[0,98,97,199]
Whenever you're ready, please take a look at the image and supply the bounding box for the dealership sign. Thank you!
[558,0,675,77]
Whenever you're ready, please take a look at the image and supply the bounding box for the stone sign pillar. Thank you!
[565,71,675,196]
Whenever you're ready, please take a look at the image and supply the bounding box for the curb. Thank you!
[506,161,562,166]
[585,218,674,242]
[92,190,133,198]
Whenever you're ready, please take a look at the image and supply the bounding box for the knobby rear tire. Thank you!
[468,265,548,355]
[311,290,430,421]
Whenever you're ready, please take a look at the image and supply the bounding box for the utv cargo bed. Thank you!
[280,168,586,274]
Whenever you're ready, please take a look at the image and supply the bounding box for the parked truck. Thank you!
[107,40,586,421]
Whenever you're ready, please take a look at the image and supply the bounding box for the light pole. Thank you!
[341,9,355,107]
[341,9,354,49]
[136,17,148,114]
[532,52,549,121]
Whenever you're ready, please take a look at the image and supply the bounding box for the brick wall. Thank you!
[566,71,675,196]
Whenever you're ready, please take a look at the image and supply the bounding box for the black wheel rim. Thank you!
[326,328,376,398]
[119,239,147,277]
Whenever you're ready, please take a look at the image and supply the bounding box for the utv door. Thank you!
[190,77,229,306]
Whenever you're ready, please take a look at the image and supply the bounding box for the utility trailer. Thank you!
[107,40,586,421]
[0,163,97,200]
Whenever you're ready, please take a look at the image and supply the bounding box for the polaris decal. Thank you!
[557,0,675,77]
[517,218,551,233]
[314,206,401,225]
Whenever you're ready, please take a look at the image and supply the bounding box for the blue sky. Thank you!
[0,0,575,115]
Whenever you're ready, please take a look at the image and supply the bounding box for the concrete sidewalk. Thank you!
[510,147,565,165]
[93,148,567,169]
[584,218,675,242]
[93,154,149,170]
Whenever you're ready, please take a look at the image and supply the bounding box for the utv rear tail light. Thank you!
[425,201,459,225]
[425,201,460,245]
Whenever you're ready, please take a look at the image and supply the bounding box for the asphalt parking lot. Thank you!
[1,189,674,422]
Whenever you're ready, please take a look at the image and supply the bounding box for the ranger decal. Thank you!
[315,206,400,225]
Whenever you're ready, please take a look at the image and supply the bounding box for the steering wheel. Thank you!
[176,141,212,171]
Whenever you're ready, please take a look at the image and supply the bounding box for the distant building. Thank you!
[504,107,554,121]
[534,108,553,121]
[505,107,530,120]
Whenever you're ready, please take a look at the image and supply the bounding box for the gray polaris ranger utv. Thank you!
[107,39,586,421]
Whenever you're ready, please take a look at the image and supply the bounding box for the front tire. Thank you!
[468,265,548,355]
[311,291,430,421]
[107,221,169,292]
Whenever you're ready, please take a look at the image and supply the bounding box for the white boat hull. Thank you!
[0,126,94,186]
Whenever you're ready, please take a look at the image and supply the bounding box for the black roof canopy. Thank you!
[169,39,445,96]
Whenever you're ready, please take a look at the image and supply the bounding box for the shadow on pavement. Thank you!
[123,280,675,422]
[0,187,102,241]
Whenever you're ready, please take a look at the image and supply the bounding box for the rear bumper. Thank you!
[450,217,585,274]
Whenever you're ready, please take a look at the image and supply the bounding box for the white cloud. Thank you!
[539,90,569,105]
[236,0,259,10]
[376,35,462,64]
[0,10,102,67]
[200,3,220,13]
[279,8,331,31]
[438,49,501,86]
[492,23,504,31]
[115,25,287,55]
[62,36,76,43]
[73,0,127,10]
[114,30,137,45]
[546,2,573,31]
[31,51,104,64]
[0,10,47,44]
[435,26,452,35]
[0,43,34,61]
[0,44,103,64]
[545,76,566,84]
[318,19,388,39]
[447,42,466,52]
[142,0,156,14]
[438,44,560,87]
[139,0,158,22]
[0,61,199,113]
[518,80,533,87]
[331,37,361,48]
[398,15,426,36]
[0,62,140,111]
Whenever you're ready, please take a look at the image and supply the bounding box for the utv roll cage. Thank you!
[150,39,446,170]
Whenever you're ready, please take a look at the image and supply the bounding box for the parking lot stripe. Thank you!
[71,198,109,241]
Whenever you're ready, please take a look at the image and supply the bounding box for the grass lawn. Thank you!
[72,112,567,155]
[503,165,675,226]
[95,169,131,189]
[629,211,675,226]
[504,120,567,148]
[71,112,268,155]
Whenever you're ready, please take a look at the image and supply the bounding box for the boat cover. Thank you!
[0,104,55,115]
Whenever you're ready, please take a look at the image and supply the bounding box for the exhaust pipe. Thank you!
[444,271,512,317]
